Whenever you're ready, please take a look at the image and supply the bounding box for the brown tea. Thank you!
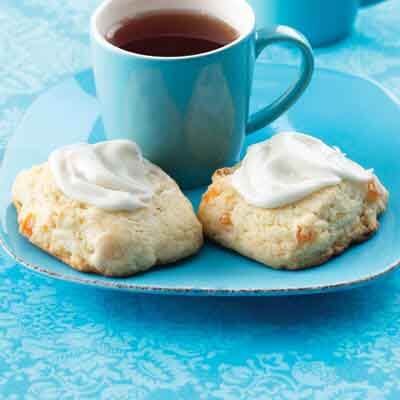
[106,10,239,57]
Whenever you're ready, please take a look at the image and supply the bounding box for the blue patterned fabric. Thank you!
[1,1,400,399]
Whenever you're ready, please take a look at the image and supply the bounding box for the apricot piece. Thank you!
[22,214,34,237]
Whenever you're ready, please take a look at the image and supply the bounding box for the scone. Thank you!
[12,141,203,277]
[198,133,388,270]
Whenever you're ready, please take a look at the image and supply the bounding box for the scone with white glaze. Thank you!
[198,132,388,270]
[12,140,203,277]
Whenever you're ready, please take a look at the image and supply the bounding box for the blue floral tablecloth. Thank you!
[1,1,400,399]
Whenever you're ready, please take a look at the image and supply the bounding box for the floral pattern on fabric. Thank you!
[1,0,400,399]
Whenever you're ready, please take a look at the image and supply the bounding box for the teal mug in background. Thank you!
[247,0,385,47]
[91,0,314,188]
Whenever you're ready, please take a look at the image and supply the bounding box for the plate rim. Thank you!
[1,233,400,296]
[2,63,400,296]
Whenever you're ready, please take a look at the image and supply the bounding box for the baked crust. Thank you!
[198,167,388,270]
[13,162,203,277]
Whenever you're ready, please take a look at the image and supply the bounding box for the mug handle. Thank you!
[246,25,314,134]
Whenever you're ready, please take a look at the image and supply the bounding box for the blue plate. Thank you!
[1,64,399,296]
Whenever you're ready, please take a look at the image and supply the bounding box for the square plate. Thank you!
[1,64,399,296]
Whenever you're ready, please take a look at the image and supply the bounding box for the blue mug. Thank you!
[91,0,314,188]
[248,0,384,47]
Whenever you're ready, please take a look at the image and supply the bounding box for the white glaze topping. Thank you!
[231,132,373,208]
[49,140,154,211]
